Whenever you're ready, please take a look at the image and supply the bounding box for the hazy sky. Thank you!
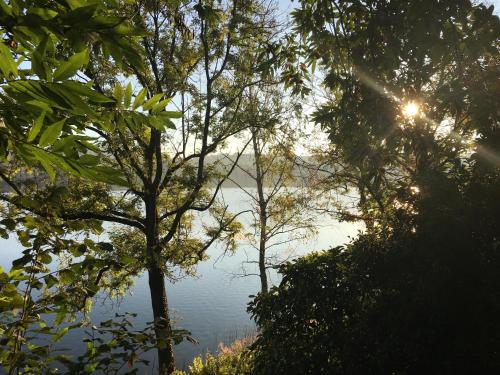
[486,0,500,13]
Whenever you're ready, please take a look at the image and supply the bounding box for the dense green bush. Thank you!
[248,172,500,374]
[174,337,254,375]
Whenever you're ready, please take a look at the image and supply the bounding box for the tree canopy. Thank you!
[295,0,499,223]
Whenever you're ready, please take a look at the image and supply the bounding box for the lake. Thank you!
[0,188,362,372]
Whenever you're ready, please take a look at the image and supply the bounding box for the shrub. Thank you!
[248,208,500,374]
[175,336,255,375]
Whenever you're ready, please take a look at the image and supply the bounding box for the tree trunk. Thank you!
[145,195,175,374]
[148,263,175,375]
[252,127,268,294]
[258,232,268,293]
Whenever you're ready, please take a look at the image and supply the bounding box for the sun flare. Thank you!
[402,102,420,118]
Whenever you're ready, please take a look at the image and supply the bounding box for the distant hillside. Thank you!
[204,154,320,188]
[0,154,323,191]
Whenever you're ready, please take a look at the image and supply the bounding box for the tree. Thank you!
[1,1,281,373]
[228,83,317,293]
[293,0,499,224]
[0,1,162,373]
[1,1,282,373]
[0,183,157,374]
[247,1,500,374]
[249,156,500,373]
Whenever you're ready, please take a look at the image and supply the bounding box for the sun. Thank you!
[402,102,420,118]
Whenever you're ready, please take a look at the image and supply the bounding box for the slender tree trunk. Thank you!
[147,263,175,375]
[145,195,175,375]
[252,127,268,294]
[258,227,268,293]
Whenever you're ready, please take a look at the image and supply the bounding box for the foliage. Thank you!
[174,337,255,375]
[0,0,147,185]
[58,313,157,375]
[293,0,499,225]
[0,192,124,374]
[2,1,496,374]
[59,313,195,375]
[55,0,285,372]
[248,3,500,374]
[0,180,196,374]
[107,192,244,280]
[1,0,285,373]
[249,247,352,375]
[249,169,500,374]
[229,81,318,293]
[0,0,176,362]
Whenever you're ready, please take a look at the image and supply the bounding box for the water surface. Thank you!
[0,188,362,371]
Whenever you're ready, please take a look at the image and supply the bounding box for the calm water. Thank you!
[0,188,362,372]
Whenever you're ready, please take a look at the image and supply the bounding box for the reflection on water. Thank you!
[0,188,362,370]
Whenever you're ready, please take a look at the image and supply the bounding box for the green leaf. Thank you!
[121,255,136,265]
[55,311,67,325]
[0,43,18,78]
[27,111,46,142]
[0,218,15,230]
[113,23,145,36]
[61,2,99,29]
[39,252,52,264]
[28,7,58,20]
[8,269,26,281]
[25,100,53,113]
[44,274,58,288]
[69,244,87,256]
[84,363,98,374]
[31,35,50,80]
[79,154,100,166]
[65,0,91,11]
[163,111,182,119]
[12,254,33,269]
[152,98,171,114]
[148,116,166,132]
[39,119,65,147]
[61,81,115,103]
[53,326,69,342]
[39,156,57,182]
[0,1,13,17]
[59,269,74,284]
[156,113,177,129]
[103,37,123,66]
[132,87,147,109]
[79,165,128,186]
[141,93,164,111]
[124,82,132,108]
[43,82,97,117]
[113,84,123,106]
[53,49,89,81]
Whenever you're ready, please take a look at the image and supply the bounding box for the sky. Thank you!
[485,0,500,13]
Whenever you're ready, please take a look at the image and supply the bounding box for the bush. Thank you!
[248,179,500,374]
[175,336,255,375]
[248,247,361,375]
